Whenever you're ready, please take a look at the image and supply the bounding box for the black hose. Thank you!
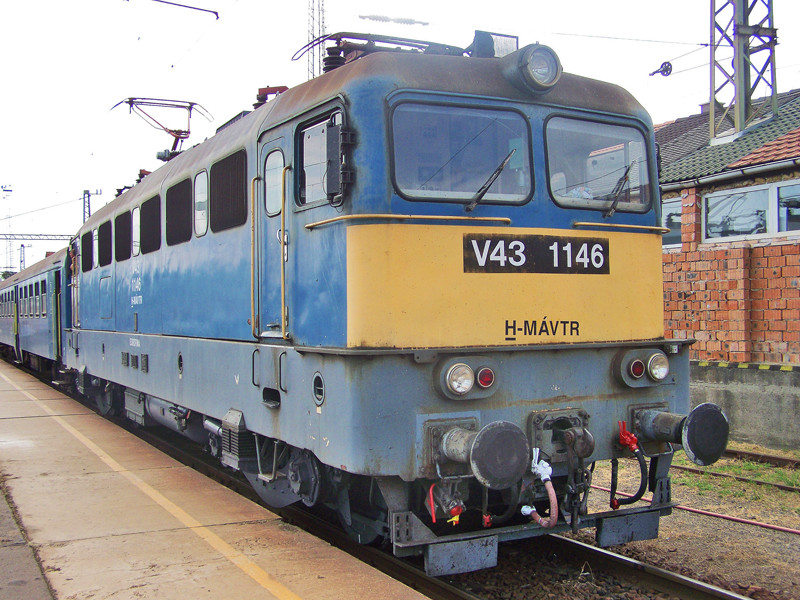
[485,483,520,526]
[610,449,648,509]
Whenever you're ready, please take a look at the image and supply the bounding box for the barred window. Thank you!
[115,211,132,262]
[210,150,247,232]
[166,178,192,245]
[98,220,112,267]
[140,195,161,254]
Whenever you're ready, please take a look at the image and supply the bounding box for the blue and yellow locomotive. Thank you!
[0,32,728,576]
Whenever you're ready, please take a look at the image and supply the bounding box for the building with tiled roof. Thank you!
[656,90,800,365]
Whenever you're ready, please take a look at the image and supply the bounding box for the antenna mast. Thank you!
[710,0,778,139]
[308,0,326,79]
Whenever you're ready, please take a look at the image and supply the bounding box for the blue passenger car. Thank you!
[0,249,68,374]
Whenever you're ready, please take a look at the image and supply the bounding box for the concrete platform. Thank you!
[0,362,427,600]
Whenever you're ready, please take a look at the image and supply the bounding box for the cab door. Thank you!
[257,138,290,339]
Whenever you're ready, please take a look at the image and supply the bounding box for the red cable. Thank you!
[428,483,436,524]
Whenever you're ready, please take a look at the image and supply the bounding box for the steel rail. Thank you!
[723,448,799,469]
[546,535,751,600]
[670,463,800,493]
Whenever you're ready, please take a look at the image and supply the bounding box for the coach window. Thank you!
[81,231,93,272]
[115,211,132,262]
[264,150,284,215]
[140,195,161,254]
[29,285,34,317]
[166,179,192,246]
[299,112,341,206]
[98,220,112,267]
[210,150,247,232]
[546,117,651,213]
[132,207,141,256]
[194,171,208,236]
[34,282,40,317]
[41,281,46,317]
[22,287,27,318]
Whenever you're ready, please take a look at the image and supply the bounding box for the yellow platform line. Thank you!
[0,371,304,600]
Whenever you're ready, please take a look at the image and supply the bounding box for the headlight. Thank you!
[446,363,475,395]
[647,353,670,381]
[521,45,562,91]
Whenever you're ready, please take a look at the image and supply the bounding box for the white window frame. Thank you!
[702,178,800,243]
[661,197,682,247]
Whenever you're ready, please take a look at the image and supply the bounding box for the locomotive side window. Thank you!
[166,178,192,246]
[98,221,112,267]
[115,211,132,262]
[546,117,651,213]
[93,229,99,268]
[132,206,141,257]
[392,104,531,204]
[264,150,284,215]
[194,171,208,236]
[299,113,341,206]
[140,195,161,254]
[81,231,93,273]
[210,150,247,232]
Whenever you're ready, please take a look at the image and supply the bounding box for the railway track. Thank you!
[723,448,799,470]
[33,370,765,600]
[669,448,800,494]
[124,420,752,600]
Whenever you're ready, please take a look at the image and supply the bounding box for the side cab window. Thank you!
[298,111,349,206]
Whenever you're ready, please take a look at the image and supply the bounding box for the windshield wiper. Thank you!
[465,148,516,212]
[603,161,635,218]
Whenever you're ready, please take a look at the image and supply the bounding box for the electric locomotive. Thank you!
[0,32,729,576]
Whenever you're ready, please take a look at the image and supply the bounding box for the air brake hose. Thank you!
[521,479,559,528]
[610,421,648,510]
[481,483,520,527]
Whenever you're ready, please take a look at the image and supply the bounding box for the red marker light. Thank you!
[629,359,645,379]
[477,367,495,388]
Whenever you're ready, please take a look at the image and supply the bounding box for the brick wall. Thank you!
[662,187,800,364]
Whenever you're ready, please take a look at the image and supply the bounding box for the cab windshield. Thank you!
[392,103,531,204]
[546,117,651,213]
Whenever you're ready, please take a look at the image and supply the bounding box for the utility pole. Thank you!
[1,185,12,272]
[710,0,778,139]
[307,0,325,79]
[83,189,102,223]
[19,244,27,271]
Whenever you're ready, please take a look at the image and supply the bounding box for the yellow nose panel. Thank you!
[346,224,663,348]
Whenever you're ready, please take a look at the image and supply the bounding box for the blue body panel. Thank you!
[12,50,682,483]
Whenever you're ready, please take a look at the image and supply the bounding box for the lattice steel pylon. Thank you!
[307,0,325,79]
[710,0,778,139]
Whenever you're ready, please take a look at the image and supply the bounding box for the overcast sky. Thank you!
[1,0,798,269]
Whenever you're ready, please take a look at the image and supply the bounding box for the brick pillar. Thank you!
[681,187,701,254]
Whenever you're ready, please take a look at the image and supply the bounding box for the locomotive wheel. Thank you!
[94,388,120,416]
[335,479,388,545]
[338,510,385,545]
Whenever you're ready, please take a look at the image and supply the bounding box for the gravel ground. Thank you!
[581,454,800,600]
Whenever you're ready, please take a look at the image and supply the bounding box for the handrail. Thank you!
[572,221,670,234]
[280,166,291,340]
[305,213,512,230]
[250,176,260,339]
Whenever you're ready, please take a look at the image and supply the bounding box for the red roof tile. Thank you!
[727,126,800,168]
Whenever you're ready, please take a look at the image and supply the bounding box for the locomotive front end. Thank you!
[332,37,730,575]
